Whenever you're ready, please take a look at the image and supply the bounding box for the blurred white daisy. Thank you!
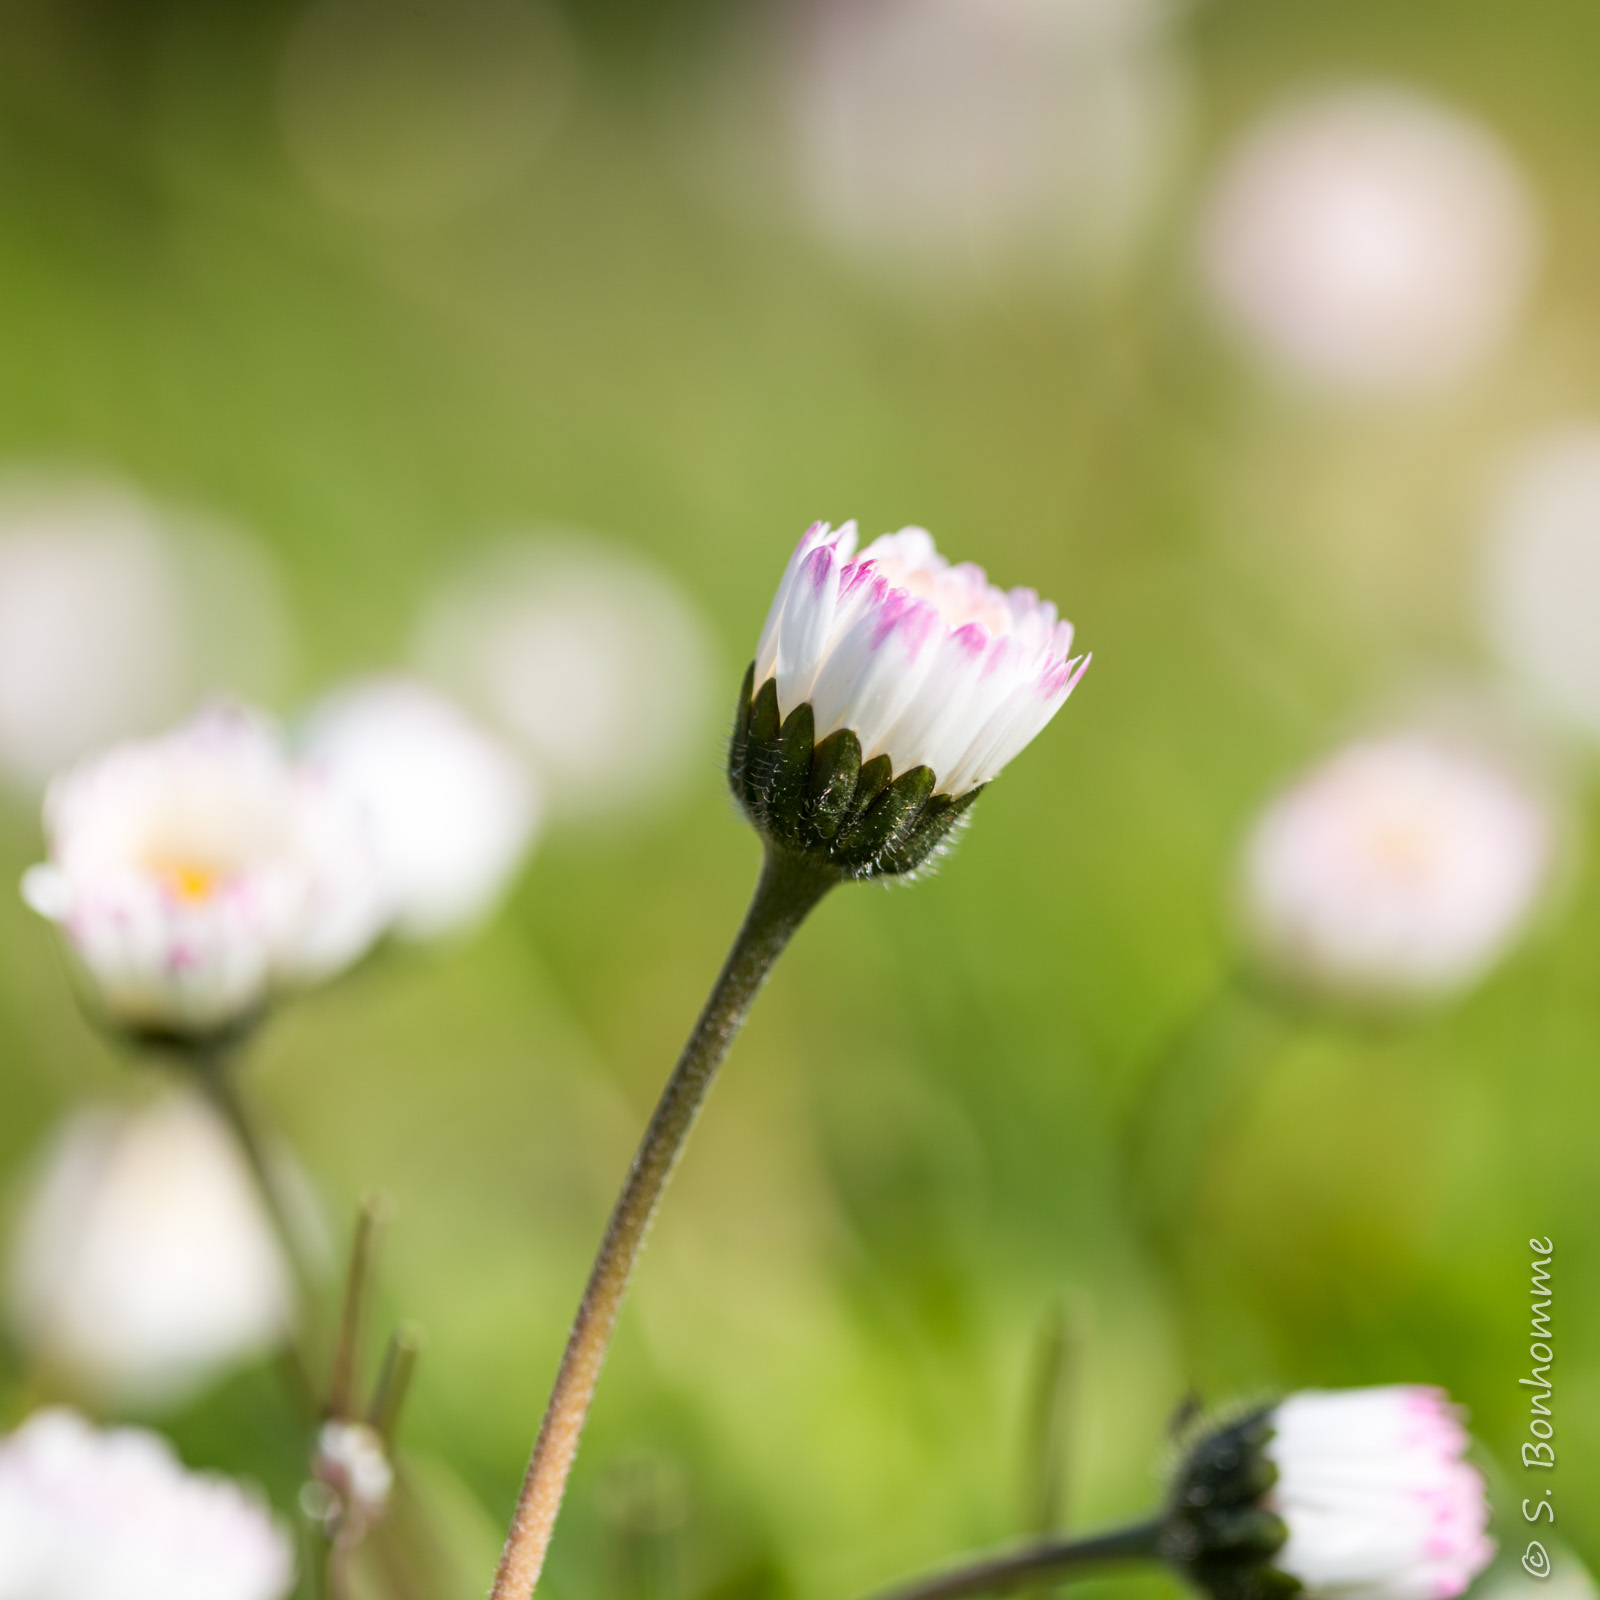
[1199,86,1539,395]
[1240,731,1555,1002]
[21,704,390,1039]
[0,1408,294,1600]
[6,1093,292,1406]
[300,676,541,939]
[278,0,575,225]
[0,474,291,791]
[1481,423,1600,741]
[415,536,714,817]
[763,0,1188,286]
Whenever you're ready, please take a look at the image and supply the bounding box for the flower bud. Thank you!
[1165,1388,1494,1600]
[6,1093,292,1406]
[731,522,1088,879]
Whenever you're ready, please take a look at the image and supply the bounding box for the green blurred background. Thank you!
[0,0,1594,1595]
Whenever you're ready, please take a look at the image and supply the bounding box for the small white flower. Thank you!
[0,474,292,791]
[0,1407,294,1600]
[300,677,541,940]
[772,0,1187,285]
[753,522,1087,796]
[314,1419,394,1522]
[1200,87,1538,394]
[21,703,390,1038]
[1240,733,1554,1002]
[415,536,713,816]
[1267,1387,1495,1600]
[6,1093,292,1405]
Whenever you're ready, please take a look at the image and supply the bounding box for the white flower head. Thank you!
[1240,732,1555,1003]
[1268,1387,1495,1600]
[6,1093,292,1406]
[0,1407,294,1600]
[1199,87,1539,395]
[771,0,1188,287]
[21,703,390,1039]
[415,536,713,817]
[300,676,541,940]
[732,522,1087,879]
[755,522,1087,794]
[0,473,292,792]
[1167,1386,1493,1600]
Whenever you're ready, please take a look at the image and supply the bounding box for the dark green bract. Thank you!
[728,665,983,882]
[1160,1410,1298,1600]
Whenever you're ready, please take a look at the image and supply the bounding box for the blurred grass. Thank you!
[0,0,1596,1594]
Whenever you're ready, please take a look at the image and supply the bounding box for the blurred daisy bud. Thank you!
[20,703,390,1044]
[0,1407,295,1600]
[730,522,1088,880]
[1163,1387,1494,1600]
[6,1092,292,1407]
[0,475,292,793]
[300,677,541,941]
[1200,87,1539,396]
[773,0,1188,287]
[1240,733,1555,1004]
[313,1419,394,1531]
[416,537,713,819]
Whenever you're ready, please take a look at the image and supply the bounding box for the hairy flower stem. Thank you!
[490,845,836,1599]
[864,1521,1167,1600]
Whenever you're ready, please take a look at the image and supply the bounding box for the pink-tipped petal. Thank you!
[749,521,1085,794]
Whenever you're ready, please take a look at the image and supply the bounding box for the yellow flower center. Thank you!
[158,863,223,903]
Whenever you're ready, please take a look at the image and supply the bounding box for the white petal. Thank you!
[748,522,1084,793]
[19,864,68,919]
[775,542,844,715]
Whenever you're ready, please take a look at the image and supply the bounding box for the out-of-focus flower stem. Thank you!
[193,1045,320,1412]
[862,1522,1166,1600]
[490,845,836,1599]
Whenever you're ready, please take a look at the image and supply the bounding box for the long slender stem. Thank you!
[863,1521,1166,1600]
[490,846,835,1600]
[195,1052,320,1410]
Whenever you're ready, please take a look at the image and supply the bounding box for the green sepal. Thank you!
[849,754,893,820]
[764,702,816,842]
[727,662,756,798]
[747,675,780,748]
[836,764,936,868]
[1161,1408,1295,1600]
[876,785,983,877]
[724,668,980,882]
[806,728,862,841]
[741,676,783,816]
